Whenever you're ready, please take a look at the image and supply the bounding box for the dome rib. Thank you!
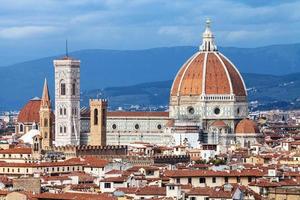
[214,52,233,94]
[219,52,247,96]
[201,52,208,95]
[204,53,231,95]
[170,52,198,96]
[177,52,201,96]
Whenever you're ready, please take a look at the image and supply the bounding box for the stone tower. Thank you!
[32,135,42,160]
[54,57,80,146]
[39,79,52,149]
[89,99,107,146]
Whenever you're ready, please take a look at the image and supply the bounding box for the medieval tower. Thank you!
[39,79,53,149]
[89,99,107,146]
[54,57,81,146]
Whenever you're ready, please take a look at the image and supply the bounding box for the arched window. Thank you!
[19,124,24,132]
[60,126,63,133]
[64,126,67,133]
[102,108,106,126]
[64,108,67,115]
[44,131,48,138]
[94,109,98,125]
[60,80,66,95]
[60,108,63,115]
[44,118,48,127]
[72,80,76,95]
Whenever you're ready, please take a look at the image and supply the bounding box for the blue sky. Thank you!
[0,0,299,65]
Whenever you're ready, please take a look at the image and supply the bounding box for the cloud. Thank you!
[0,26,58,39]
[1,0,300,65]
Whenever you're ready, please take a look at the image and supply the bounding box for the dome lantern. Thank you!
[199,18,217,52]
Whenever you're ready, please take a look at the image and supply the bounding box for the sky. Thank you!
[0,0,300,65]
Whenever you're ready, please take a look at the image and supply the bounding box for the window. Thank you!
[102,108,106,126]
[60,108,63,115]
[112,124,117,129]
[104,183,111,188]
[157,124,162,129]
[44,118,48,127]
[60,126,63,133]
[188,177,192,184]
[190,197,196,200]
[237,177,240,183]
[199,177,206,184]
[188,106,195,114]
[135,124,140,130]
[169,186,174,190]
[225,177,228,183]
[64,126,67,133]
[60,81,66,95]
[72,126,75,133]
[19,124,24,132]
[176,178,180,184]
[214,107,220,115]
[248,177,252,183]
[94,109,98,125]
[64,108,67,115]
[44,132,48,138]
[72,81,76,95]
[212,177,216,183]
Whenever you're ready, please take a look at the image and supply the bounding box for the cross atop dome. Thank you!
[199,18,217,52]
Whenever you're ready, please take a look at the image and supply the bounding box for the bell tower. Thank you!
[39,79,52,149]
[54,56,80,146]
[89,99,107,146]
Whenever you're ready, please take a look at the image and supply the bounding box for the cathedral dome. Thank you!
[18,98,41,123]
[235,119,259,134]
[170,20,246,97]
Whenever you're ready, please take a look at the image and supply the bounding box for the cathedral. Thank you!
[16,20,262,151]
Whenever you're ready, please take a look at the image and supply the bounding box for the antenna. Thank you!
[65,39,68,57]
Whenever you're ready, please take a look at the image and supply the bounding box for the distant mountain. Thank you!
[1,44,300,110]
[82,73,300,111]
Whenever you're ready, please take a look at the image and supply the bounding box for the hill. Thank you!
[82,73,300,111]
[1,44,300,110]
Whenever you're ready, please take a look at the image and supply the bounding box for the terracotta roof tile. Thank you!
[18,99,41,123]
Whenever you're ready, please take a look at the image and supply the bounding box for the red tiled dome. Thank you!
[170,52,246,97]
[17,98,41,123]
[235,119,259,134]
[170,20,246,98]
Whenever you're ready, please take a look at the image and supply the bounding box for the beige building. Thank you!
[89,99,107,146]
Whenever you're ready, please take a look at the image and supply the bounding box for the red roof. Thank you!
[0,147,31,154]
[171,52,246,97]
[211,120,227,127]
[18,99,41,123]
[236,119,260,134]
[165,169,264,178]
[82,156,109,168]
[32,192,116,200]
[135,186,166,196]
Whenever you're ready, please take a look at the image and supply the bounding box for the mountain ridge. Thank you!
[1,44,300,110]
